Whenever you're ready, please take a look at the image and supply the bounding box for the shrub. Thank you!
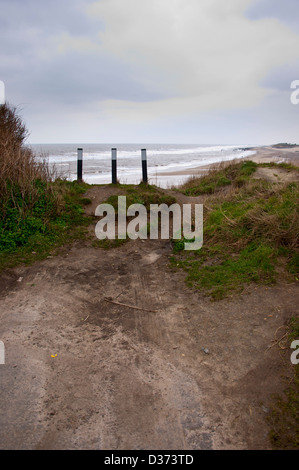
[0,103,91,258]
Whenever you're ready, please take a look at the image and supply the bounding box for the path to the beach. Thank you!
[0,181,298,450]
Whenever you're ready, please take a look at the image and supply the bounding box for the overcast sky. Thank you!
[1,0,299,144]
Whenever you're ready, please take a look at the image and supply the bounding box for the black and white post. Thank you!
[112,148,117,184]
[77,148,83,183]
[141,149,148,184]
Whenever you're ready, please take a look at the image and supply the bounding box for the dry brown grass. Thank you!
[0,103,55,217]
[203,178,299,251]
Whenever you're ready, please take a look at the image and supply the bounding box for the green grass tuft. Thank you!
[181,160,257,196]
[172,162,299,299]
[0,179,93,272]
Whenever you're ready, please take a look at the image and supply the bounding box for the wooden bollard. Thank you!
[77,148,83,182]
[112,148,117,184]
[141,149,148,183]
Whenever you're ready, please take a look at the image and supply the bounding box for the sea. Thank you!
[30,143,256,188]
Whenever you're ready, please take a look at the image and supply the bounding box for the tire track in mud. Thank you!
[96,247,215,449]
[31,242,208,450]
[1,236,297,449]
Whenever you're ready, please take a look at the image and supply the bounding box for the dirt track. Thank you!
[0,221,298,449]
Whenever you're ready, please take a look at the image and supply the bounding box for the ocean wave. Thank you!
[36,144,245,163]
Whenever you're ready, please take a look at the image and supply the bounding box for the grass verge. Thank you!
[104,182,177,212]
[0,179,93,272]
[171,161,299,300]
[178,160,258,196]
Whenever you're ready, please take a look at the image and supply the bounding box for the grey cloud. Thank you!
[0,0,167,107]
[246,0,299,32]
[19,52,166,105]
[1,0,298,144]
[261,60,299,91]
[0,0,100,70]
[0,0,98,35]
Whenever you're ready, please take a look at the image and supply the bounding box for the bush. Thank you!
[0,103,55,217]
[0,103,58,249]
[0,103,92,259]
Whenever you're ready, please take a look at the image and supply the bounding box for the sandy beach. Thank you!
[156,145,299,180]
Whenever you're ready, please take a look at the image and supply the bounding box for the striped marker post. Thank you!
[77,148,83,183]
[141,149,148,184]
[112,148,117,184]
